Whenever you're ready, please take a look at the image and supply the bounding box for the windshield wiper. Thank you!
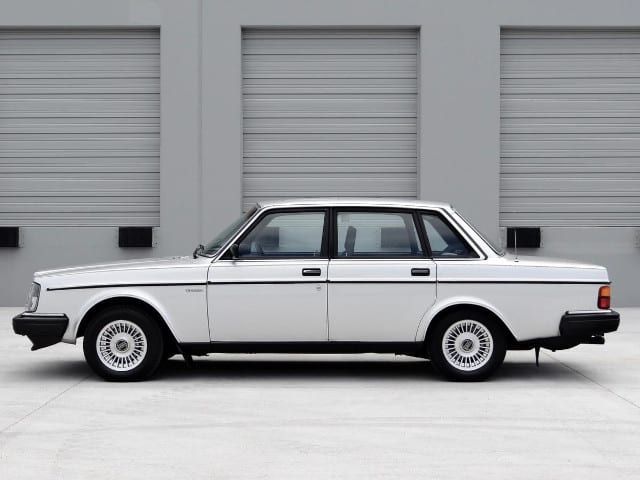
[192,244,205,259]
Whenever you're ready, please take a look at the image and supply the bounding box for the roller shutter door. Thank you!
[501,28,640,227]
[242,28,418,210]
[0,28,159,227]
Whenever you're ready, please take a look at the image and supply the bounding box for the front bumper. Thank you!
[13,313,69,351]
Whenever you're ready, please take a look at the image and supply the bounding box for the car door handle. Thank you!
[411,268,430,277]
[302,268,322,276]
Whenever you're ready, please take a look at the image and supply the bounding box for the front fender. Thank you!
[414,295,515,342]
[66,288,179,343]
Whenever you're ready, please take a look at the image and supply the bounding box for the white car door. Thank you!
[327,209,437,342]
[207,208,329,342]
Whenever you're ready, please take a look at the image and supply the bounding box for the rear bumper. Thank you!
[12,312,69,351]
[512,310,620,351]
[560,310,620,338]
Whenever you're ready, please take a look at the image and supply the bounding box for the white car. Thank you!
[13,198,620,381]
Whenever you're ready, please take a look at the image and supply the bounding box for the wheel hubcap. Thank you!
[96,320,148,372]
[442,319,493,371]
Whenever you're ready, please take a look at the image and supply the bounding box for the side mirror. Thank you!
[229,244,239,259]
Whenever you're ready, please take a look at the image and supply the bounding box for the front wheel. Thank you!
[83,306,164,381]
[428,310,506,381]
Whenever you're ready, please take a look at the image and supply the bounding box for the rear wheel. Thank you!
[83,306,164,381]
[428,309,506,381]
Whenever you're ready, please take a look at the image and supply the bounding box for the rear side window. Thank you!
[421,213,478,258]
[336,211,423,257]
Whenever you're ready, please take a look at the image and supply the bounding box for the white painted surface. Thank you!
[1,306,639,480]
[208,259,329,341]
[34,255,211,343]
[24,199,613,346]
[327,259,436,341]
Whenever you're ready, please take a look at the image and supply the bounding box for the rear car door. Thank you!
[327,208,437,341]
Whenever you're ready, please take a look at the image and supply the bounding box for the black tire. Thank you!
[427,309,506,381]
[83,306,164,381]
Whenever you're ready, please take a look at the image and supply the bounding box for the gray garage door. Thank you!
[242,28,418,210]
[501,28,640,227]
[0,28,159,227]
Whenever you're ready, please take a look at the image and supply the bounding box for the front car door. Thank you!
[327,208,437,342]
[207,208,329,341]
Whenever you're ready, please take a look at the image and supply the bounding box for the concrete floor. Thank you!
[0,307,639,479]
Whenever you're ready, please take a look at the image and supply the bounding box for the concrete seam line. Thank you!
[542,352,640,411]
[0,374,91,435]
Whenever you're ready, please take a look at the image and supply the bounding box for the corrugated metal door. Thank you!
[242,28,418,210]
[0,28,159,227]
[501,28,640,227]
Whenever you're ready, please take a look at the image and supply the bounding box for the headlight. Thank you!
[25,282,40,312]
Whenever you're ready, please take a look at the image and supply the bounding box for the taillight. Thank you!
[598,285,611,310]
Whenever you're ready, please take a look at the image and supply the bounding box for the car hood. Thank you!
[35,256,205,279]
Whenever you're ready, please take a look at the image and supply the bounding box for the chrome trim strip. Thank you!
[15,312,68,319]
[566,309,612,315]
[48,282,206,291]
[438,280,608,285]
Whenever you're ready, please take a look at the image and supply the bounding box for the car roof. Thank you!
[256,197,453,210]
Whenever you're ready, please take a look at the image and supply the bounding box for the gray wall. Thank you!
[1,0,639,305]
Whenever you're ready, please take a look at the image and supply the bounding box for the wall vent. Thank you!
[119,227,153,248]
[506,227,541,249]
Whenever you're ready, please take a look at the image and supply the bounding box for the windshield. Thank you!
[203,206,258,256]
[453,209,505,256]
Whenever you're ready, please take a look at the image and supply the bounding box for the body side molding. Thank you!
[47,280,609,291]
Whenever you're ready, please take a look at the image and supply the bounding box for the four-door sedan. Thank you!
[13,198,620,381]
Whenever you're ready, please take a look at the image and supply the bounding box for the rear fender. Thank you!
[414,296,515,342]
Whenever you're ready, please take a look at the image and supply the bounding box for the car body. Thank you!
[13,198,620,381]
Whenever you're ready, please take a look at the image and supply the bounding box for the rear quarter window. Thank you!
[421,213,478,259]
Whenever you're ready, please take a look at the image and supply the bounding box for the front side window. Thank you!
[237,210,326,258]
[422,213,478,258]
[335,211,423,257]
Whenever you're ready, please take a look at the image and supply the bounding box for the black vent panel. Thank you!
[119,227,153,248]
[506,227,541,249]
[0,227,19,248]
